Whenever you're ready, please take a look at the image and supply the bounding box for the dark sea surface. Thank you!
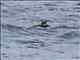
[1,1,80,60]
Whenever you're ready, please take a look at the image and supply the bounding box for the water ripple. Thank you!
[75,3,80,6]
[15,39,45,49]
[53,25,80,29]
[58,31,80,39]
[44,3,58,7]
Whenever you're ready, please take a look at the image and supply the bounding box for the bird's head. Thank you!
[41,20,48,25]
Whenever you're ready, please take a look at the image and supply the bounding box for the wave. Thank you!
[53,25,80,29]
[15,39,45,49]
[58,31,80,39]
[1,24,32,36]
[1,24,80,37]
[44,3,58,7]
[1,24,57,37]
[75,3,80,6]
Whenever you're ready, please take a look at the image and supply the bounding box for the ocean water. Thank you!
[1,0,80,1]
[1,1,80,60]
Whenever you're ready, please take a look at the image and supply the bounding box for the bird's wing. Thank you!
[27,25,40,29]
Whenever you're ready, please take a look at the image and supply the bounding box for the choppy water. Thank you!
[1,1,80,60]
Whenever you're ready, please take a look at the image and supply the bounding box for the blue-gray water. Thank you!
[1,0,80,1]
[1,1,80,60]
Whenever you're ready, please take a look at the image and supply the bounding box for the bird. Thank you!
[39,20,49,28]
[29,20,50,29]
